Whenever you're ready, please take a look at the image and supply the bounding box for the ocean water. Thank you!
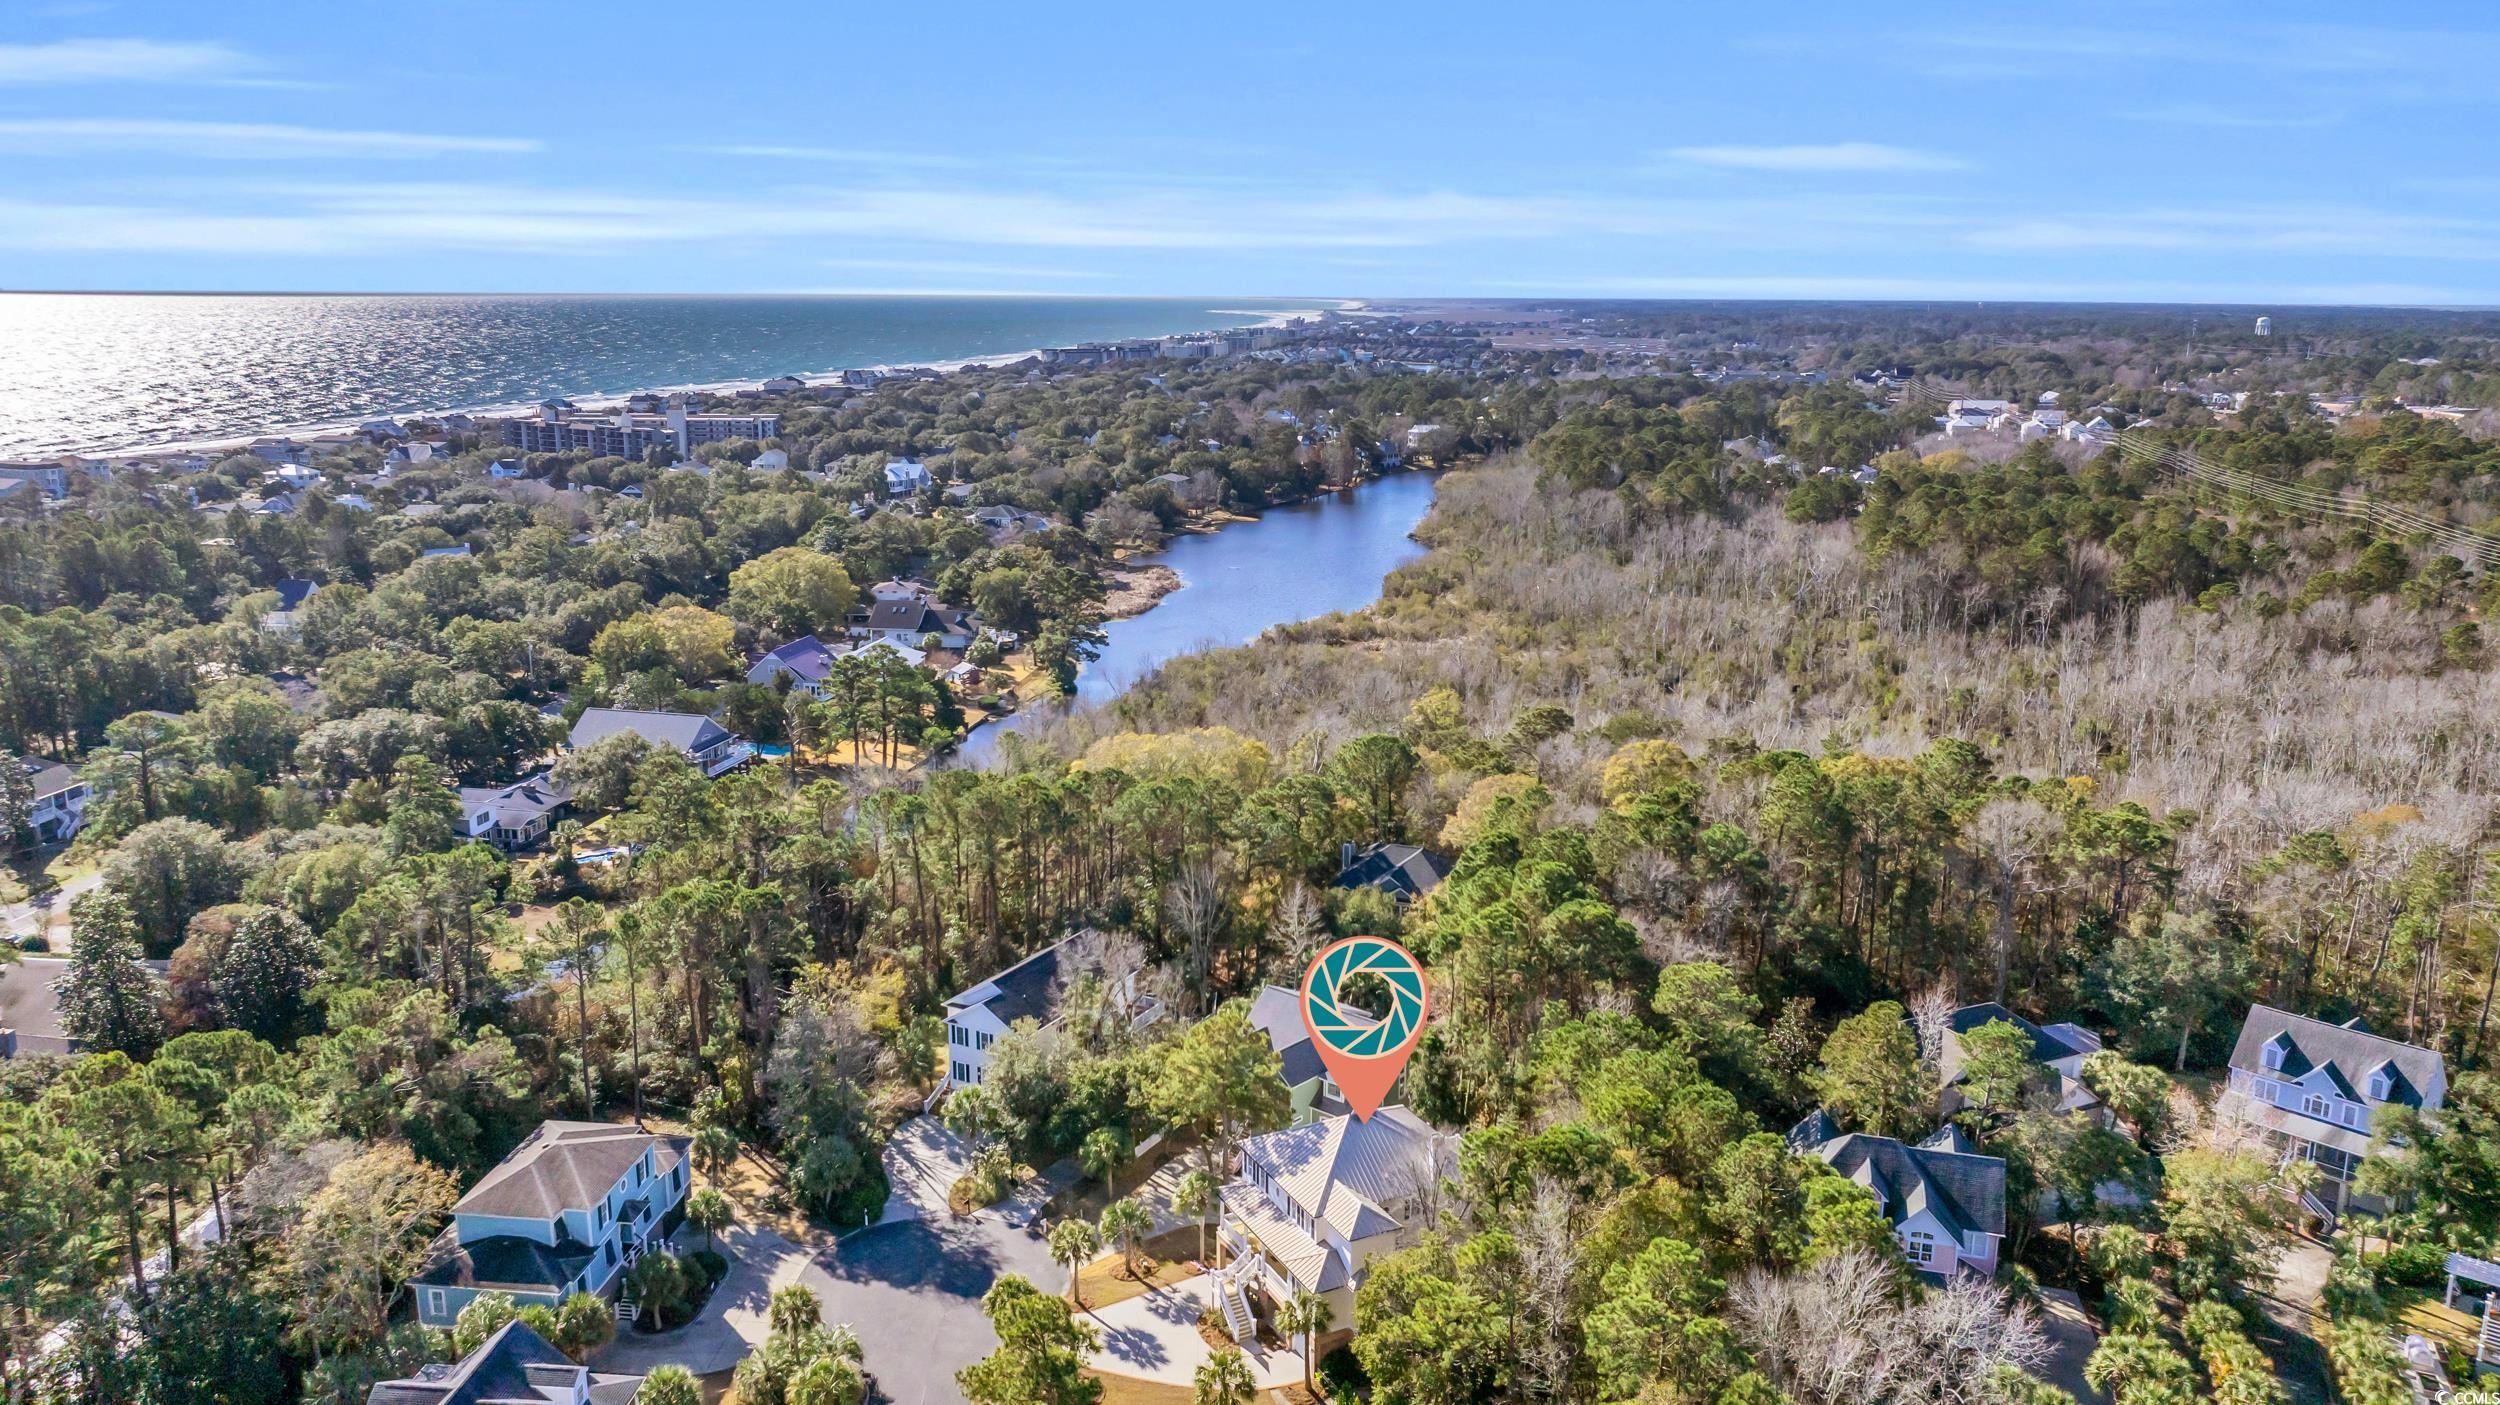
[0,294,1316,458]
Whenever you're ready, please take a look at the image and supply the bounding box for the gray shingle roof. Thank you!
[567,707,732,758]
[458,772,573,831]
[1248,983,1374,1090]
[2227,1005,2444,1109]
[1811,1132,2007,1243]
[365,1320,642,1405]
[1333,842,1450,902]
[451,1121,684,1222]
[947,930,1140,1029]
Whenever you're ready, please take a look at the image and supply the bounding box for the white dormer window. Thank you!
[2260,1039,2286,1072]
[2368,1069,2393,1102]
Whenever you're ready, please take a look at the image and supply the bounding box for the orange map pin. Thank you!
[1299,936,1429,1121]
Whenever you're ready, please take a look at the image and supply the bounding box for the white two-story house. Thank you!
[1790,1113,2007,1280]
[1218,1106,1453,1354]
[942,931,1162,1090]
[2221,1005,2447,1217]
[413,1121,691,1329]
[13,759,87,846]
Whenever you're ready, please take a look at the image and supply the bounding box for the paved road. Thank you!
[818,1202,1062,1403]
[1,868,100,947]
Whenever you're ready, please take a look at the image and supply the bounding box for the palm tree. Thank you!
[944,1083,998,1148]
[693,1123,740,1182]
[769,1283,824,1338]
[1080,1125,1129,1197]
[1098,1196,1153,1282]
[638,1364,702,1405]
[1275,1287,1335,1397]
[1048,1219,1101,1307]
[1193,1344,1256,1405]
[684,1187,733,1252]
[1170,1168,1221,1267]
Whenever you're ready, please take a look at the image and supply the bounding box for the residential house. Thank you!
[745,635,844,699]
[942,931,1163,1090]
[261,578,320,635]
[365,1320,642,1405]
[1938,1003,2105,1119]
[0,465,71,499]
[487,460,526,481]
[412,1121,691,1329]
[1217,1106,1453,1350]
[2221,1005,2448,1216]
[761,375,807,394]
[1333,841,1451,905]
[421,544,475,560]
[567,708,751,777]
[2,954,171,1058]
[968,504,1054,541]
[884,460,934,496]
[845,580,975,650]
[460,772,575,851]
[14,757,88,844]
[1248,984,1367,1124]
[1791,1115,2008,1280]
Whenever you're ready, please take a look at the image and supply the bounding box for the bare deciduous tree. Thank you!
[1732,1249,2052,1405]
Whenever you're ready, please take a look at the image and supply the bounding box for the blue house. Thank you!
[413,1121,691,1329]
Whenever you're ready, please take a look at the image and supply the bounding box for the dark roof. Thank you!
[1813,1132,2008,1243]
[1946,1003,2089,1066]
[1248,983,1374,1088]
[752,635,840,684]
[15,756,77,802]
[272,578,319,611]
[1784,1108,1842,1152]
[854,597,971,636]
[2227,1005,2445,1109]
[1334,842,1451,902]
[416,1232,594,1295]
[458,772,573,830]
[452,1121,686,1222]
[567,707,733,758]
[365,1320,642,1405]
[948,930,1126,1028]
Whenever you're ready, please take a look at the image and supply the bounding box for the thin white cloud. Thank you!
[0,119,540,159]
[0,37,254,84]
[685,143,977,169]
[1665,142,1966,173]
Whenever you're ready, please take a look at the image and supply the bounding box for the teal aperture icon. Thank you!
[1303,937,1427,1058]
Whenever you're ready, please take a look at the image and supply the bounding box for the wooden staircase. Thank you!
[1215,1259,1256,1344]
[2478,1296,2498,1366]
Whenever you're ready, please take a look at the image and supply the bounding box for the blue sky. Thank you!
[4,2,2500,302]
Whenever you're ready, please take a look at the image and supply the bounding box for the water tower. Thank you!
[2255,315,2273,337]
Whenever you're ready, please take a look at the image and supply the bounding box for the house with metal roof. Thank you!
[1938,1002,2106,1120]
[1216,1106,1454,1352]
[1791,1117,2007,1281]
[365,1319,643,1405]
[2221,1005,2447,1217]
[941,930,1162,1090]
[565,707,750,777]
[1332,841,1451,905]
[412,1121,690,1330]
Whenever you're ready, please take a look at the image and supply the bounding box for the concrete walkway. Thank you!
[1084,1271,1304,1392]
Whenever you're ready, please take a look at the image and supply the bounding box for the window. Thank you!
[2368,1070,2393,1102]
[2261,1042,2285,1071]
[949,1025,964,1047]
[1902,1232,1937,1267]
[2302,1094,2331,1119]
[425,1288,447,1320]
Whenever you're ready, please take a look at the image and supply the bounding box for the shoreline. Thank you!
[54,299,1363,461]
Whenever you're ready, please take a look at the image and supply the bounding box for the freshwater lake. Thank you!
[959,469,1442,764]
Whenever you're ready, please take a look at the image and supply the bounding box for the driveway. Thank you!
[2253,1237,2335,1405]
[594,1222,840,1377]
[1085,1271,1302,1392]
[818,1207,1062,1403]
[2033,1289,2102,1405]
[1,867,98,947]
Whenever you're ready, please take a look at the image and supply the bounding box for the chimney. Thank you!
[1340,840,1356,872]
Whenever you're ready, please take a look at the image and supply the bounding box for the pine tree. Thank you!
[59,892,167,1057]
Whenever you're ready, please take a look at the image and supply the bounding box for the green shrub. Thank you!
[690,1248,729,1287]
[2377,1241,2445,1288]
[1317,1342,1369,1398]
